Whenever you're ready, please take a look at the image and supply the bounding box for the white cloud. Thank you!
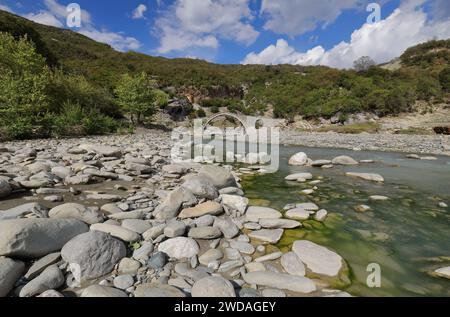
[243,1,450,68]
[25,11,64,27]
[242,39,325,65]
[155,0,259,54]
[79,29,142,51]
[16,0,141,52]
[0,3,14,13]
[133,4,148,19]
[260,0,368,37]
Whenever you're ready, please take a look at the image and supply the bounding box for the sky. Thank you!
[0,0,449,68]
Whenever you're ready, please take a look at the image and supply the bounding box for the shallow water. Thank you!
[241,146,450,297]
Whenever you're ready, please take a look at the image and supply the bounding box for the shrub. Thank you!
[210,105,219,113]
[439,67,450,92]
[52,102,117,137]
[3,117,34,140]
[416,76,442,101]
[48,70,119,117]
[196,109,206,118]
[0,32,50,121]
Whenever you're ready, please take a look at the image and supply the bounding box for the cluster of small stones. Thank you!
[0,132,356,298]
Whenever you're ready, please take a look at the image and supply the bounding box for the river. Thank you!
[240,145,450,296]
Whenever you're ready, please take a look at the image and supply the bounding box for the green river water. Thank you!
[240,146,450,297]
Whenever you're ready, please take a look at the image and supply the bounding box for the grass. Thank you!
[317,122,381,134]
[394,127,434,135]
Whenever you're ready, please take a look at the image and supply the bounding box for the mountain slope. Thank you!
[0,9,448,120]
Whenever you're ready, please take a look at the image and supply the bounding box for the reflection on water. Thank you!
[241,145,450,297]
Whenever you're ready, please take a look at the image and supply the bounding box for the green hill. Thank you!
[0,9,449,127]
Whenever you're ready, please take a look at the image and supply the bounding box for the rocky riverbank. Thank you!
[281,131,450,156]
[1,131,449,298]
[0,131,356,298]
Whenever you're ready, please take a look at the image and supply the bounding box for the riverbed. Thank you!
[241,145,450,296]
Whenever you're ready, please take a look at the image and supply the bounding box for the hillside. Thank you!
[0,9,449,124]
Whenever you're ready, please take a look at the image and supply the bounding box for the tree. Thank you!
[416,76,442,101]
[353,56,376,72]
[0,32,50,121]
[439,67,450,92]
[114,72,168,124]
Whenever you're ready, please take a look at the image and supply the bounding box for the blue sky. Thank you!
[0,0,449,68]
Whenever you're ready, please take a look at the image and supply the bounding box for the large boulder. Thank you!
[0,257,25,297]
[19,265,64,297]
[178,201,223,219]
[0,203,48,221]
[221,195,249,213]
[90,223,140,242]
[191,276,236,297]
[0,219,88,258]
[248,229,284,244]
[199,165,238,189]
[292,240,344,277]
[259,219,301,229]
[288,152,308,166]
[332,155,359,165]
[243,272,316,293]
[188,227,222,240]
[61,231,126,281]
[79,144,122,157]
[181,176,219,200]
[49,203,103,224]
[281,252,306,276]
[154,187,197,220]
[285,173,313,181]
[0,179,12,199]
[213,218,239,239]
[345,172,384,182]
[245,206,282,222]
[158,237,199,260]
[24,252,61,280]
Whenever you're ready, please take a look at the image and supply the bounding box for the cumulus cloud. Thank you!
[242,39,325,65]
[25,11,64,27]
[0,3,14,13]
[15,0,141,52]
[260,0,369,37]
[155,0,259,54]
[132,4,148,19]
[243,1,450,68]
[79,29,142,51]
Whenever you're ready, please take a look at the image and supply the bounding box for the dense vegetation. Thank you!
[0,10,448,140]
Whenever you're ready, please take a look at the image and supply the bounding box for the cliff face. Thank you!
[180,86,245,104]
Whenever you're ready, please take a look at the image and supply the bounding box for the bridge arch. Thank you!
[203,113,248,134]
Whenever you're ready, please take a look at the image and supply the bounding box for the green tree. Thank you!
[439,67,450,92]
[114,72,168,124]
[416,76,442,101]
[0,32,50,121]
[353,56,376,72]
